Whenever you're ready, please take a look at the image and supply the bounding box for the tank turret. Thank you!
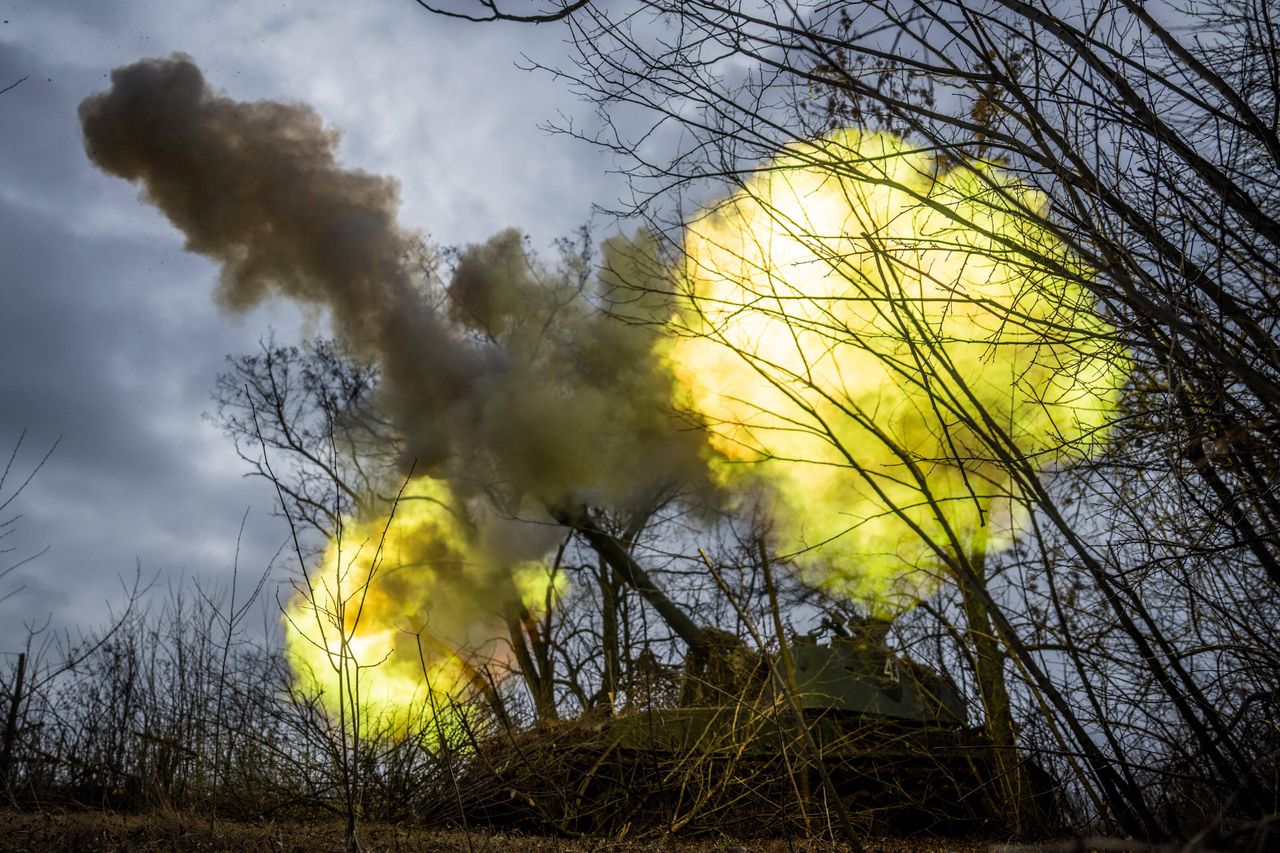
[788,621,967,725]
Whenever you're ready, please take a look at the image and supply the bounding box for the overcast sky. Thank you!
[0,0,633,653]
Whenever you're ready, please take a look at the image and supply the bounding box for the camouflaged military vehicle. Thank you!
[467,514,1007,836]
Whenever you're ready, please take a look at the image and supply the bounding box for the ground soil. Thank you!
[0,810,997,852]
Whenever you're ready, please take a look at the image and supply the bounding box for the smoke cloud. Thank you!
[80,55,704,515]
[79,58,1125,721]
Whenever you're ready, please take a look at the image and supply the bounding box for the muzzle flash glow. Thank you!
[284,476,563,733]
[668,129,1126,615]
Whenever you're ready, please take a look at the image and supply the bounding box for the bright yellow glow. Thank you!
[669,130,1126,614]
[284,476,565,734]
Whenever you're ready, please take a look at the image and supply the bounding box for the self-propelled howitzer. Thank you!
[484,509,1011,835]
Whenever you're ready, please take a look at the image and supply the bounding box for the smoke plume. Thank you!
[80,55,702,512]
[80,57,1128,723]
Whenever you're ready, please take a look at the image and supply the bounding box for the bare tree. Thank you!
[212,336,397,538]
[411,0,1280,843]
[0,431,59,605]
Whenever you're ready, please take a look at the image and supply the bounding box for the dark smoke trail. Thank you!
[80,55,704,513]
[79,54,483,470]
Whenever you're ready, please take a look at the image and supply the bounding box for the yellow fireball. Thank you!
[284,476,565,734]
[669,130,1126,614]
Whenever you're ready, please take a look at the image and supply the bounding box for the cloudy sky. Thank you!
[0,0,632,652]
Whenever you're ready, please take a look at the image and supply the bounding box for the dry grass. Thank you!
[0,810,995,852]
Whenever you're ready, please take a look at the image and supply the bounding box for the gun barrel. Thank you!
[555,508,707,652]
